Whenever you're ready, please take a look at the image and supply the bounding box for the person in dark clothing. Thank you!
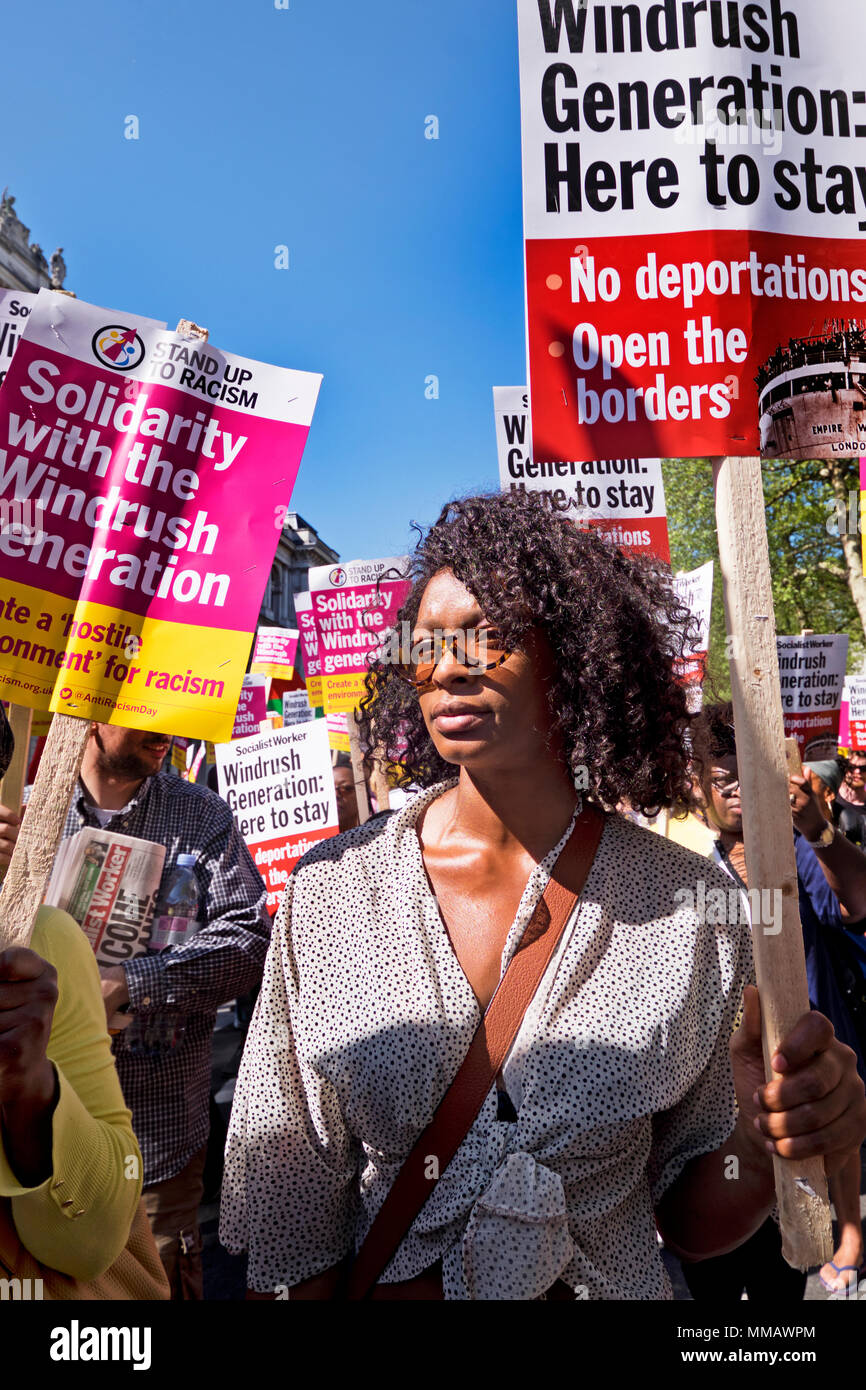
[332,753,361,832]
[805,759,844,826]
[686,705,866,1299]
[674,1205,810,1303]
[835,753,866,849]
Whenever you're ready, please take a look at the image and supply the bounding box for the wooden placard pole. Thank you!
[0,319,210,952]
[0,704,33,813]
[713,456,833,1270]
[347,713,371,825]
[336,715,389,820]
[371,757,390,813]
[0,714,90,948]
[785,738,804,781]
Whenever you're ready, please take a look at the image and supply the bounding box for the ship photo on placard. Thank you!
[758,320,866,461]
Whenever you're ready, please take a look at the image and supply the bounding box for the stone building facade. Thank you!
[258,510,339,636]
[0,189,66,293]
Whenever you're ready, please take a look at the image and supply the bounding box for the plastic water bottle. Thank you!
[117,1010,187,1061]
[116,854,201,1059]
[149,854,201,951]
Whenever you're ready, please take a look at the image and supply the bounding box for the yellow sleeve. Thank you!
[0,907,143,1281]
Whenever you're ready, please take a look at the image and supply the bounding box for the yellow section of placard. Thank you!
[322,671,364,751]
[0,580,248,741]
[327,725,350,753]
[305,673,324,709]
[251,661,295,682]
[321,671,367,714]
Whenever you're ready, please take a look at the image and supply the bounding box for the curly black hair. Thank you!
[689,701,736,777]
[357,490,702,815]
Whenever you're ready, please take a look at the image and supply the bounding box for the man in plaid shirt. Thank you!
[3,720,270,1300]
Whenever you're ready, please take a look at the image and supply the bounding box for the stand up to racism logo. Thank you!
[91,325,146,372]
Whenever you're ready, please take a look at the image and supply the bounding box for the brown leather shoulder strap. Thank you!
[346,803,606,1300]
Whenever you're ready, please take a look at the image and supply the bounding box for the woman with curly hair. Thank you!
[221,490,866,1300]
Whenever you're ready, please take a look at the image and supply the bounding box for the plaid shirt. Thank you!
[60,771,270,1185]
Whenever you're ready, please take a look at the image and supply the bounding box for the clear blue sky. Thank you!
[3,0,525,562]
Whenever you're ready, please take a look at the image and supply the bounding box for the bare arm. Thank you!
[1,1064,58,1187]
[656,1114,774,1261]
[0,951,59,1187]
[657,988,866,1261]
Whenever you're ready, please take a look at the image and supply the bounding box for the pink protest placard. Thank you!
[325,710,349,749]
[0,291,321,740]
[839,696,851,750]
[231,675,269,740]
[251,627,299,681]
[294,590,323,708]
[308,557,411,748]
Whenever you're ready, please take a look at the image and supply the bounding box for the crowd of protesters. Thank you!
[1,491,865,1302]
[664,706,866,1298]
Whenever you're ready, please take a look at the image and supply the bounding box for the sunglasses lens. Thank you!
[403,638,434,686]
[403,629,511,686]
[477,645,509,667]
[464,630,508,668]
